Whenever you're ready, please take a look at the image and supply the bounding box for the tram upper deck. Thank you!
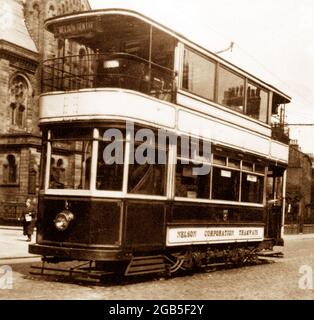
[40,9,291,162]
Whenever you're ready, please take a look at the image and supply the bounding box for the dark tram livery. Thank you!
[30,7,291,277]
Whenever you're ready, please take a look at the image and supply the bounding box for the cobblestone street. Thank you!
[1,236,314,300]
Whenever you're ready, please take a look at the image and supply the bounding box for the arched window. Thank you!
[47,4,55,18]
[3,155,17,184]
[31,3,40,43]
[9,75,29,128]
[16,105,25,127]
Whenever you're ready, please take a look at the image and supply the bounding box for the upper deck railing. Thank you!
[42,52,177,103]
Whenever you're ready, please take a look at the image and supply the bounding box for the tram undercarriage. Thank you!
[30,241,282,282]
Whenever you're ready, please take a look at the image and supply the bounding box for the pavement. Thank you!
[0,226,41,265]
[0,225,314,264]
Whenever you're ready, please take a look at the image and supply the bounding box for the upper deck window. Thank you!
[152,28,176,71]
[218,66,245,113]
[182,49,216,101]
[247,82,269,122]
[179,47,274,124]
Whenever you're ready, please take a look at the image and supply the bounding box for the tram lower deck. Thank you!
[29,119,285,275]
[30,194,279,276]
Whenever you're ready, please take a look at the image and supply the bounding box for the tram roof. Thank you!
[45,8,291,103]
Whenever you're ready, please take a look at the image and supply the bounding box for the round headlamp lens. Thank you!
[54,211,74,231]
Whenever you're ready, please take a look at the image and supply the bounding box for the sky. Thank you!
[90,0,314,153]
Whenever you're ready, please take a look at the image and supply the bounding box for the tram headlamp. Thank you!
[103,60,119,68]
[54,211,74,231]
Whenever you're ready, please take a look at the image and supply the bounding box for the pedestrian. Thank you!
[19,198,36,242]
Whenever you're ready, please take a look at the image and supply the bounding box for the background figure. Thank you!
[20,198,36,242]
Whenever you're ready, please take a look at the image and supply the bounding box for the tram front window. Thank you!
[49,128,92,190]
[96,141,124,191]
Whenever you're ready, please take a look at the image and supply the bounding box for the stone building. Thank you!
[0,0,90,223]
[285,140,314,234]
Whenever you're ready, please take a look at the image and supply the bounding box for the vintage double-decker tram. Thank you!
[30,8,291,277]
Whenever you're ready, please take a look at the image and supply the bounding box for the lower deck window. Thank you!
[241,173,264,203]
[128,146,167,196]
[175,162,210,199]
[212,167,240,201]
[128,163,166,195]
[45,127,266,205]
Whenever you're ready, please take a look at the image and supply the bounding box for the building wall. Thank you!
[285,143,314,234]
[0,59,11,132]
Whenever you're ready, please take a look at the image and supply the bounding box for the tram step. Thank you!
[125,255,166,276]
[258,251,284,258]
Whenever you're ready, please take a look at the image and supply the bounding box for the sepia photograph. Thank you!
[0,0,313,309]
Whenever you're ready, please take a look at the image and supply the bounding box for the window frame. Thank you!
[126,131,169,198]
[175,136,212,201]
[1,154,19,186]
[181,47,217,102]
[246,80,270,123]
[217,64,246,114]
[45,128,95,195]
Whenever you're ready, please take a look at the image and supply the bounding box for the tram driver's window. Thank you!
[49,128,92,190]
[96,141,124,191]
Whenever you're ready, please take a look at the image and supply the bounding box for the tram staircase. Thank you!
[124,255,167,276]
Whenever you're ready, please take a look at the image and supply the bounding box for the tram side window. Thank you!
[175,162,210,199]
[247,82,269,122]
[212,167,240,201]
[241,173,264,203]
[175,137,211,199]
[128,140,168,196]
[182,49,216,101]
[218,66,245,113]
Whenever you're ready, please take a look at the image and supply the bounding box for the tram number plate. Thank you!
[166,227,264,246]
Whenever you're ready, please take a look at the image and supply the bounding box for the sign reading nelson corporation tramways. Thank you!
[166,227,264,246]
